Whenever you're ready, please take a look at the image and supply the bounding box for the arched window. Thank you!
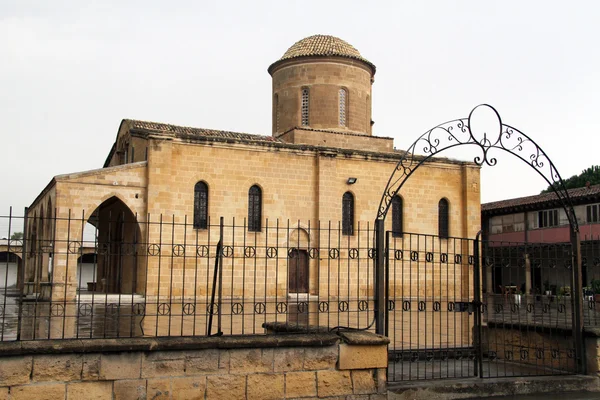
[339,88,347,127]
[342,192,354,236]
[392,196,403,237]
[301,88,309,126]
[438,198,449,238]
[248,185,262,232]
[193,182,209,229]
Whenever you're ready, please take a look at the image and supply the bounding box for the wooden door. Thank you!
[288,249,309,293]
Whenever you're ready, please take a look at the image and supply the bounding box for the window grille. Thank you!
[587,204,599,223]
[301,88,309,126]
[248,185,262,232]
[339,88,347,126]
[342,192,354,235]
[193,182,208,229]
[438,199,449,238]
[392,196,403,237]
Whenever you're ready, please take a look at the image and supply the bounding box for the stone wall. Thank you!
[0,331,388,400]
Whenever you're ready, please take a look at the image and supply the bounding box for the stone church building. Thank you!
[24,35,480,329]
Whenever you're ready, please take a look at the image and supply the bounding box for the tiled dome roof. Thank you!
[269,35,375,73]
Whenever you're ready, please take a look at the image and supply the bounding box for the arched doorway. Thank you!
[87,196,141,294]
[0,252,21,289]
[375,105,584,379]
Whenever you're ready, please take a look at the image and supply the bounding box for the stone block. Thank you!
[304,345,337,370]
[285,371,317,398]
[273,348,304,372]
[351,370,377,394]
[0,356,32,386]
[0,387,8,400]
[171,376,207,400]
[11,383,66,400]
[100,353,141,380]
[376,368,387,393]
[147,378,171,400]
[33,354,82,382]
[113,379,147,400]
[67,381,113,400]
[142,352,185,378]
[338,344,387,370]
[369,394,388,400]
[185,349,220,375]
[229,348,273,374]
[206,375,246,400]
[317,370,352,398]
[247,373,284,400]
[82,354,101,380]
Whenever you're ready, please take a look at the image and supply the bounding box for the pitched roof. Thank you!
[269,34,375,73]
[127,120,281,143]
[482,184,600,214]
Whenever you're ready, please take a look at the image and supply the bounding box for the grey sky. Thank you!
[1,0,599,220]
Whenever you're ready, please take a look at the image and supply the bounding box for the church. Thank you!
[23,35,480,336]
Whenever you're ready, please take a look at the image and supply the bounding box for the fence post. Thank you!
[16,207,28,341]
[473,231,483,378]
[375,219,385,335]
[571,228,585,374]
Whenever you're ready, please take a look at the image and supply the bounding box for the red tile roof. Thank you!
[482,184,600,214]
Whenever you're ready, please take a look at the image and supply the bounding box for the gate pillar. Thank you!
[375,219,385,336]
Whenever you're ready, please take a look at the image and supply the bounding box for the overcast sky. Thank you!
[1,0,599,221]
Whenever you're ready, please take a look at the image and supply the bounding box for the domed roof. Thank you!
[269,34,375,73]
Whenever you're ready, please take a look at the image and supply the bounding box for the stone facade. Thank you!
[23,35,481,313]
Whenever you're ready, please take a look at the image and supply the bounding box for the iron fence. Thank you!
[0,210,377,341]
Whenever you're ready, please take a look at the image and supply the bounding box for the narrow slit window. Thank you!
[339,88,347,127]
[248,185,262,232]
[274,94,279,132]
[301,88,309,126]
[438,198,449,238]
[342,192,354,235]
[193,181,208,229]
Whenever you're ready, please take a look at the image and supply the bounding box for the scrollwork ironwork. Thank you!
[376,104,578,232]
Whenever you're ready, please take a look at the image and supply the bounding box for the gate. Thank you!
[386,232,478,381]
[375,104,585,381]
[386,232,579,382]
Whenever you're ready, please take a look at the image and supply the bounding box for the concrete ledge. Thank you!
[0,334,340,356]
[262,321,328,333]
[388,375,600,400]
[584,327,600,337]
[338,331,390,345]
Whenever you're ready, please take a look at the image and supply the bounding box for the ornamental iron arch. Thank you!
[376,104,578,230]
[373,104,584,373]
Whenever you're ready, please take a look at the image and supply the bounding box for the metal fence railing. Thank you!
[0,210,377,341]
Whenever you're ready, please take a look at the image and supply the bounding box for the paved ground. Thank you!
[388,359,575,381]
[470,393,599,400]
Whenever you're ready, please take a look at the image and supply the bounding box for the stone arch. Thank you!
[85,196,142,294]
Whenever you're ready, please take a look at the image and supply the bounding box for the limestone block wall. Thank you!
[0,332,388,400]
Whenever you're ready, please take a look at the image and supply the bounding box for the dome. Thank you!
[268,34,375,74]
